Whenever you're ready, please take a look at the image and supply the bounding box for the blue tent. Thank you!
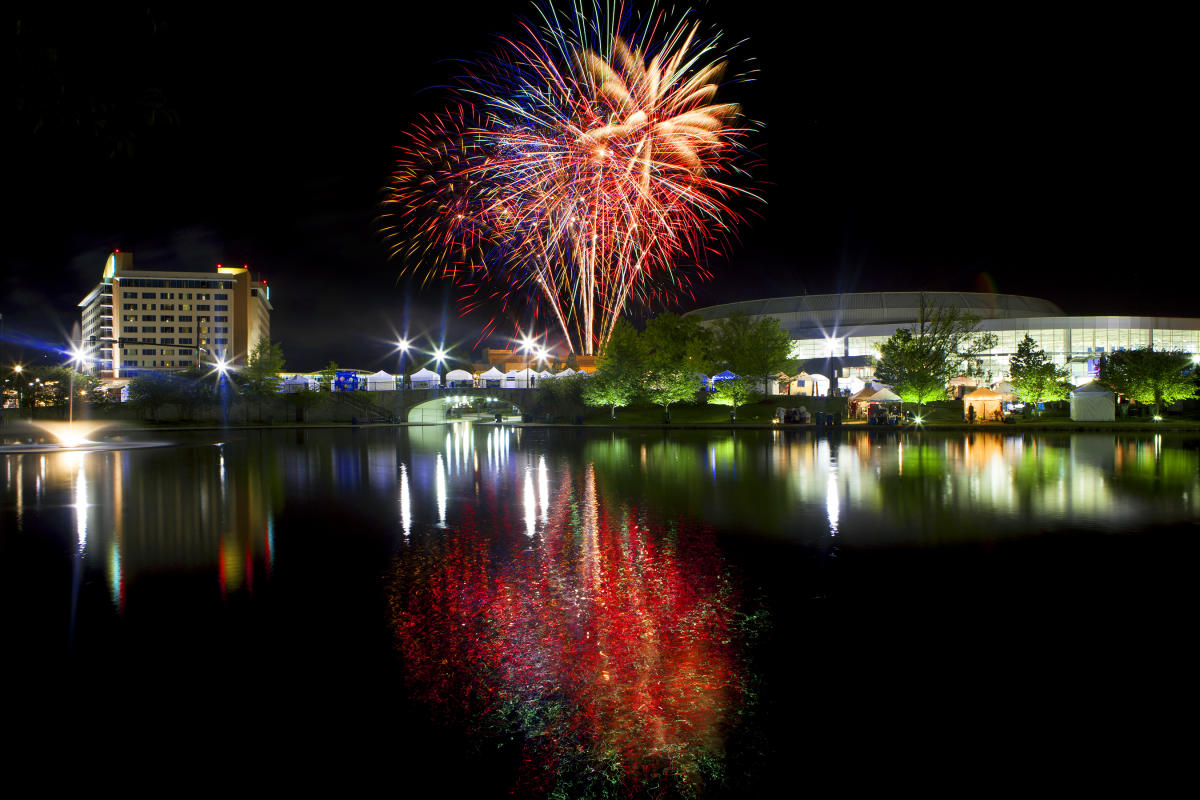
[711,370,739,382]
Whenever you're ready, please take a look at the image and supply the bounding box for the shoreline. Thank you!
[5,420,1196,435]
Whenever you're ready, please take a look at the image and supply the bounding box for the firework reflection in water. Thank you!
[388,460,757,796]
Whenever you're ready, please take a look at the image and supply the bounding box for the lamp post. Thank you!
[397,338,410,388]
[517,333,537,389]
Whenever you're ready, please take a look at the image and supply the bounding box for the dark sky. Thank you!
[4,4,1192,371]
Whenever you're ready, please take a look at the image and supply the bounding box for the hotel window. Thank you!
[215,338,228,345]
[181,304,192,311]
[142,349,156,356]
[214,326,228,333]
[160,326,175,333]
[180,315,193,322]
[215,316,228,322]
[197,304,211,311]
[160,315,174,322]
[141,326,156,333]
[179,360,191,367]
[161,304,175,311]
[160,338,175,345]
[122,326,137,333]
[143,315,156,322]
[123,314,137,322]
[179,338,193,345]
[215,305,228,311]
[141,292,157,299]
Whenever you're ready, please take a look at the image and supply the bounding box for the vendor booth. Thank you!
[409,367,441,390]
[364,370,397,391]
[962,386,1004,422]
[281,374,319,393]
[948,375,979,399]
[479,366,505,388]
[1070,381,1116,421]
[445,369,474,388]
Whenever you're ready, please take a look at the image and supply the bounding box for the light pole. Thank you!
[397,338,410,389]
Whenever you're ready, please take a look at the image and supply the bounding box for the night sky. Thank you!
[5,4,1191,371]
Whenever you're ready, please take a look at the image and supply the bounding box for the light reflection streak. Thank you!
[538,455,549,523]
[435,452,447,527]
[399,462,412,537]
[523,468,536,537]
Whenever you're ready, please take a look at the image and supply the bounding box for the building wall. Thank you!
[79,253,271,379]
[690,293,1200,387]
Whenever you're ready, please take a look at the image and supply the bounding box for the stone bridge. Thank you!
[333,386,538,423]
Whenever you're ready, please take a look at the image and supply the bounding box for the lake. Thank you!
[4,425,1196,794]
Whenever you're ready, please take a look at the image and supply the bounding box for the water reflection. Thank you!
[389,451,752,797]
[584,430,1200,540]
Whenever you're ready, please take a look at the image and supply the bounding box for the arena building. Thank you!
[686,292,1200,388]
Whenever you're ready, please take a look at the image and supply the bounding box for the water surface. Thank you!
[3,426,1196,794]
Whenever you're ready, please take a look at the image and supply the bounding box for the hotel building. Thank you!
[79,251,272,379]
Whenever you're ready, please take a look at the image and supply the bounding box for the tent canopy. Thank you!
[711,370,738,381]
[366,370,393,380]
[479,366,505,379]
[963,386,1002,400]
[555,368,576,377]
[410,367,441,381]
[948,375,979,387]
[445,369,473,382]
[866,387,902,402]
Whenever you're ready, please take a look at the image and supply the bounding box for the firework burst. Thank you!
[383,2,758,353]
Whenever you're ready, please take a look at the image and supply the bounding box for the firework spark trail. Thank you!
[383,1,759,354]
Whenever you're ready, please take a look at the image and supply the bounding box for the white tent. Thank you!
[841,375,867,396]
[364,370,396,391]
[554,368,576,377]
[866,387,903,403]
[504,368,536,388]
[991,380,1016,397]
[409,367,441,389]
[795,371,831,397]
[479,366,505,387]
[538,369,554,380]
[1070,381,1115,421]
[445,369,474,388]
[282,374,319,393]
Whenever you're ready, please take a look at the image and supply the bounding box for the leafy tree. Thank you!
[1099,348,1197,415]
[240,339,286,421]
[535,374,588,421]
[873,297,998,412]
[1008,335,1071,414]
[319,360,340,391]
[581,319,642,419]
[640,313,710,420]
[127,373,176,421]
[707,377,759,420]
[18,365,99,409]
[712,313,792,392]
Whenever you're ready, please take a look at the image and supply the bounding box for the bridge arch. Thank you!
[406,391,527,423]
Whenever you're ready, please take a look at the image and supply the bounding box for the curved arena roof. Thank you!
[685,292,1065,332]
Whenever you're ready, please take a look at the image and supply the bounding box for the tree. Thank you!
[1099,348,1197,415]
[319,360,340,391]
[712,313,793,393]
[873,297,998,412]
[536,373,587,421]
[240,339,286,421]
[640,313,711,420]
[1008,335,1071,414]
[707,377,758,420]
[581,319,642,419]
[127,373,176,421]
